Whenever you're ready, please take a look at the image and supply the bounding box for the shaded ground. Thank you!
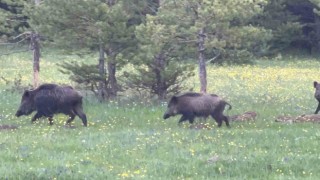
[189,123,212,130]
[275,114,320,123]
[64,125,77,129]
[0,125,18,130]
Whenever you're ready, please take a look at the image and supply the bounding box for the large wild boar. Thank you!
[163,92,232,127]
[314,81,320,114]
[15,83,87,126]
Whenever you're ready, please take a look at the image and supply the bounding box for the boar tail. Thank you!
[226,102,232,110]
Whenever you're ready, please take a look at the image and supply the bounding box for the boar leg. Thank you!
[48,115,54,125]
[31,112,44,123]
[315,102,320,114]
[188,116,195,124]
[178,113,195,124]
[178,115,194,124]
[223,115,230,128]
[211,114,223,127]
[65,113,76,126]
[74,105,87,127]
[178,115,188,124]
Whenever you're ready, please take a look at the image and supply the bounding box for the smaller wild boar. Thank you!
[163,92,232,127]
[314,81,320,114]
[15,83,87,126]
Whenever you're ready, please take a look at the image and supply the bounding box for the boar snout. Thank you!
[163,113,170,119]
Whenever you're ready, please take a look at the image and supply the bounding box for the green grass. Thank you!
[1,50,320,179]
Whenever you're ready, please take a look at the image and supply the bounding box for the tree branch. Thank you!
[206,51,221,64]
[13,31,32,40]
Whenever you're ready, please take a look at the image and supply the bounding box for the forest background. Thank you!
[2,0,320,100]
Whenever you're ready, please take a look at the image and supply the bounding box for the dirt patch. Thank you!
[207,155,219,164]
[0,125,19,130]
[275,114,320,123]
[295,114,320,122]
[275,115,294,123]
[229,111,257,122]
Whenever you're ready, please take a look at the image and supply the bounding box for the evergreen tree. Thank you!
[307,0,320,54]
[29,0,141,100]
[252,0,303,55]
[127,10,195,100]
[284,0,320,55]
[0,0,41,88]
[159,0,270,93]
[0,0,28,41]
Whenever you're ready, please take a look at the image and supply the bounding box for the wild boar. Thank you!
[163,92,232,127]
[15,83,87,126]
[314,81,320,114]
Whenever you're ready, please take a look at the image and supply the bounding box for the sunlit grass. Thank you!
[1,50,320,179]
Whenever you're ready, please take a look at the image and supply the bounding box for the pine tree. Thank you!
[128,10,195,100]
[159,0,270,93]
[251,0,303,55]
[0,0,28,41]
[306,0,320,55]
[29,0,142,100]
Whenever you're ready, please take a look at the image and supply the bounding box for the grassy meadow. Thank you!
[1,50,320,179]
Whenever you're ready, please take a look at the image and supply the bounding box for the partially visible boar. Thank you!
[314,81,320,114]
[15,83,87,126]
[163,92,232,127]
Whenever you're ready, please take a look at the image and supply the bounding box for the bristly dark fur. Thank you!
[36,84,73,91]
[177,92,202,97]
[16,83,87,127]
[163,92,231,127]
[39,83,57,88]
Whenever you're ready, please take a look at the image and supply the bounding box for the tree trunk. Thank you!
[106,48,117,99]
[31,32,40,88]
[98,43,107,102]
[32,0,41,88]
[197,28,207,93]
[154,52,167,100]
[313,14,320,56]
[107,0,115,6]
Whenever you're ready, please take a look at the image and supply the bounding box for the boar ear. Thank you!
[314,81,318,88]
[23,90,30,97]
[171,96,178,104]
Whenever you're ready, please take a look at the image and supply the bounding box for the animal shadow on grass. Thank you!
[189,123,212,130]
[0,124,19,131]
[63,124,77,129]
